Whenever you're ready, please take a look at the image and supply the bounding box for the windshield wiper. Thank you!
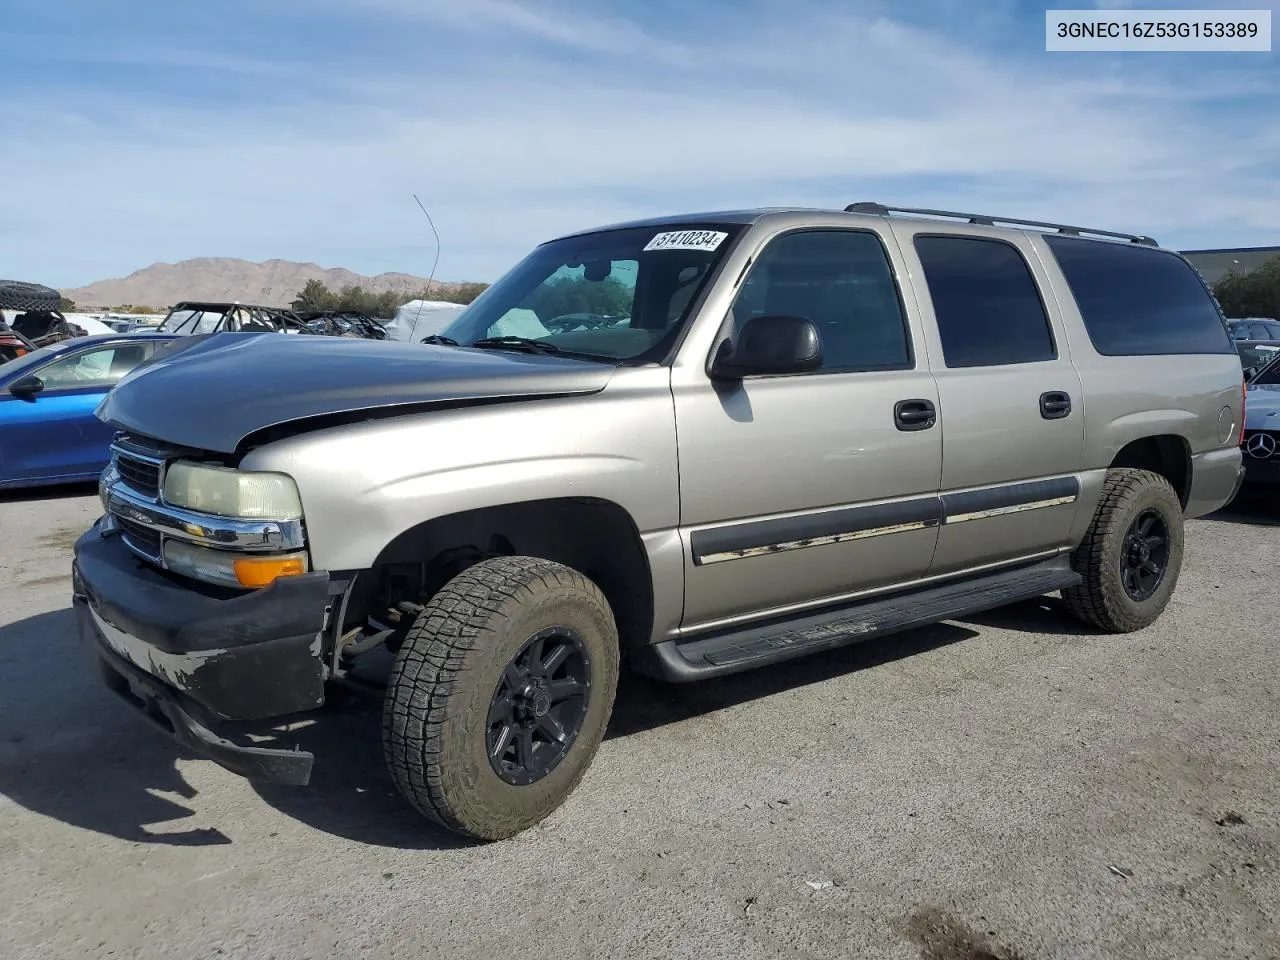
[470,336,561,355]
[420,334,459,346]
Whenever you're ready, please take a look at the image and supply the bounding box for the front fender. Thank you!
[238,371,679,572]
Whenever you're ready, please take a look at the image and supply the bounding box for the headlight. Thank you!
[162,462,303,519]
[163,539,309,589]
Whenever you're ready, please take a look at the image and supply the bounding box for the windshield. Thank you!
[439,224,745,362]
[1240,343,1280,375]
[1253,351,1280,384]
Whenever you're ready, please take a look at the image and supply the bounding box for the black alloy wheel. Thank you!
[1119,508,1170,602]
[487,627,591,786]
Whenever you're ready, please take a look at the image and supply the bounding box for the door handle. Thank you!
[1039,391,1072,420]
[894,399,936,431]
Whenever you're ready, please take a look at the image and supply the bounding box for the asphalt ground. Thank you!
[1,483,1277,960]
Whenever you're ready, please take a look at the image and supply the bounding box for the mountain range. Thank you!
[62,258,476,310]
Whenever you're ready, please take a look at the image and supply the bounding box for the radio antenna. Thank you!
[410,192,442,342]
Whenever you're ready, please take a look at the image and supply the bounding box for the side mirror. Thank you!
[711,315,822,380]
[8,375,44,400]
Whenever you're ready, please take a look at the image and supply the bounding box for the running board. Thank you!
[632,555,1081,683]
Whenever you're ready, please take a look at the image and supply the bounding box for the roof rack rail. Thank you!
[843,202,1158,246]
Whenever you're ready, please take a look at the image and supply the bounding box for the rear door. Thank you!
[0,341,154,483]
[890,227,1086,576]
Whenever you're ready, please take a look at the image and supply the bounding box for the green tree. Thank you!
[333,285,405,318]
[1213,256,1280,320]
[291,279,493,319]
[448,282,489,304]
[401,282,490,306]
[57,297,76,312]
[526,276,632,322]
[292,279,338,313]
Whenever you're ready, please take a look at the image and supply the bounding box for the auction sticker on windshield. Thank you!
[643,230,728,253]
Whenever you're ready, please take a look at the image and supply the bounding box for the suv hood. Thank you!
[1245,381,1280,430]
[98,332,617,454]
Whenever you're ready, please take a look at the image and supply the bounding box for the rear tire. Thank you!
[1063,468,1185,632]
[382,556,619,841]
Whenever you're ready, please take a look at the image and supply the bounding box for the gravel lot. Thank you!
[1,485,1277,960]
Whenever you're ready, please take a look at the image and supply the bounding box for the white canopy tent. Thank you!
[384,300,468,343]
[63,313,125,336]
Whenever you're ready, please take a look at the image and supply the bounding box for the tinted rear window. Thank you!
[914,235,1056,368]
[1044,236,1233,356]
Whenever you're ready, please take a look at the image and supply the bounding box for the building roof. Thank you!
[1181,246,1280,285]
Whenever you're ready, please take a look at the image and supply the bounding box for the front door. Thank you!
[0,341,154,484]
[674,226,943,632]
[891,227,1086,575]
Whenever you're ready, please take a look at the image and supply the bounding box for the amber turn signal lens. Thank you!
[233,554,308,588]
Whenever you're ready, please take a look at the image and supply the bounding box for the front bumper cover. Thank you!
[82,623,316,785]
[73,521,338,784]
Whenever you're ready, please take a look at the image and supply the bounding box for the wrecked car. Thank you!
[74,204,1244,841]
[154,301,311,336]
[0,280,82,348]
[0,322,37,364]
[295,310,390,339]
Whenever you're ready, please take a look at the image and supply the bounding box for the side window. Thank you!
[35,344,150,389]
[1043,236,1234,356]
[1249,323,1273,341]
[913,235,1056,368]
[730,230,911,372]
[1230,323,1250,341]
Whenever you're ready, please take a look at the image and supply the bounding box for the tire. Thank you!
[382,556,620,840]
[0,280,62,312]
[1063,468,1185,633]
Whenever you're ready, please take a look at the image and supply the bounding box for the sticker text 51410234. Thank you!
[643,230,729,253]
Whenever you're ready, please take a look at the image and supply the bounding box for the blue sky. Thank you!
[1,0,1276,288]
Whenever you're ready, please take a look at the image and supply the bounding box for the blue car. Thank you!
[0,333,179,489]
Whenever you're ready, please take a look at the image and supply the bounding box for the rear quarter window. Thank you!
[1043,236,1234,356]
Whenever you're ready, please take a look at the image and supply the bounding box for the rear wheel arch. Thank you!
[1108,435,1192,508]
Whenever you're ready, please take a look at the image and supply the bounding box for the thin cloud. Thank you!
[0,0,1275,287]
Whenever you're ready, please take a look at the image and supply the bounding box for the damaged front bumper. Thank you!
[72,521,340,785]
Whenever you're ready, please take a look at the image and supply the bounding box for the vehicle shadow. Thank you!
[607,621,977,738]
[248,621,977,845]
[0,608,233,847]
[953,594,1097,637]
[0,603,974,850]
[1199,492,1280,527]
[0,481,97,503]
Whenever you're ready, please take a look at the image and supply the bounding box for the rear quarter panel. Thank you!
[1029,236,1244,523]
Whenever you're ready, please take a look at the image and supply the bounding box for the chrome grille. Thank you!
[108,434,171,564]
[115,454,161,498]
[116,516,163,562]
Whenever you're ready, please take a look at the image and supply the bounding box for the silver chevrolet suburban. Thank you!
[72,203,1247,840]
